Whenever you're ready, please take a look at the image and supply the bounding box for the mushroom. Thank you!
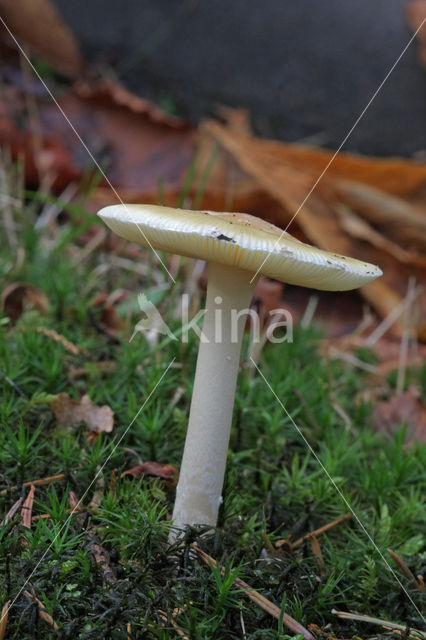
[98,204,382,536]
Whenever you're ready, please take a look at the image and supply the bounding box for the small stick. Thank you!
[36,327,86,356]
[0,370,26,398]
[0,601,10,640]
[192,545,314,640]
[24,591,59,630]
[332,609,426,639]
[276,513,351,549]
[157,610,189,638]
[0,473,66,496]
[388,548,425,593]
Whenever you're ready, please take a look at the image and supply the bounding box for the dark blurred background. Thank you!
[52,0,426,156]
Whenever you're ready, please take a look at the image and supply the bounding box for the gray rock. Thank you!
[53,0,426,156]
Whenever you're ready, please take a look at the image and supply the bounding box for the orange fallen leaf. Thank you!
[1,282,49,322]
[43,81,197,193]
[48,393,114,434]
[212,124,426,198]
[205,118,426,339]
[122,461,178,487]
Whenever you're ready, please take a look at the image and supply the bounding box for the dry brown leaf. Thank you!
[48,392,114,434]
[1,282,49,322]
[89,540,116,585]
[68,490,82,512]
[227,129,426,197]
[21,485,35,529]
[74,78,188,129]
[92,290,126,331]
[206,119,426,339]
[406,1,426,70]
[121,461,178,487]
[0,70,196,197]
[0,0,82,76]
[372,387,426,443]
[211,108,426,197]
[43,83,197,192]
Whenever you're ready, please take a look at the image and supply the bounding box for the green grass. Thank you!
[0,199,425,639]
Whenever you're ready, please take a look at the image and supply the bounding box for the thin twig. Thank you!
[0,601,10,640]
[388,548,425,593]
[0,497,23,527]
[192,545,314,640]
[332,609,426,639]
[36,327,85,356]
[0,369,26,398]
[276,513,351,549]
[0,473,67,496]
[24,591,59,630]
[157,610,189,638]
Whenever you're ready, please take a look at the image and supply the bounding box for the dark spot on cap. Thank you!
[216,233,235,242]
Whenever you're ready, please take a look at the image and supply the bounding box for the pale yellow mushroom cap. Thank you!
[98,204,382,291]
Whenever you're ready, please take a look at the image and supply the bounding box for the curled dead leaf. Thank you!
[121,462,178,487]
[1,282,49,322]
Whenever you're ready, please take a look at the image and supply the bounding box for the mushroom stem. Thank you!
[171,261,258,535]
